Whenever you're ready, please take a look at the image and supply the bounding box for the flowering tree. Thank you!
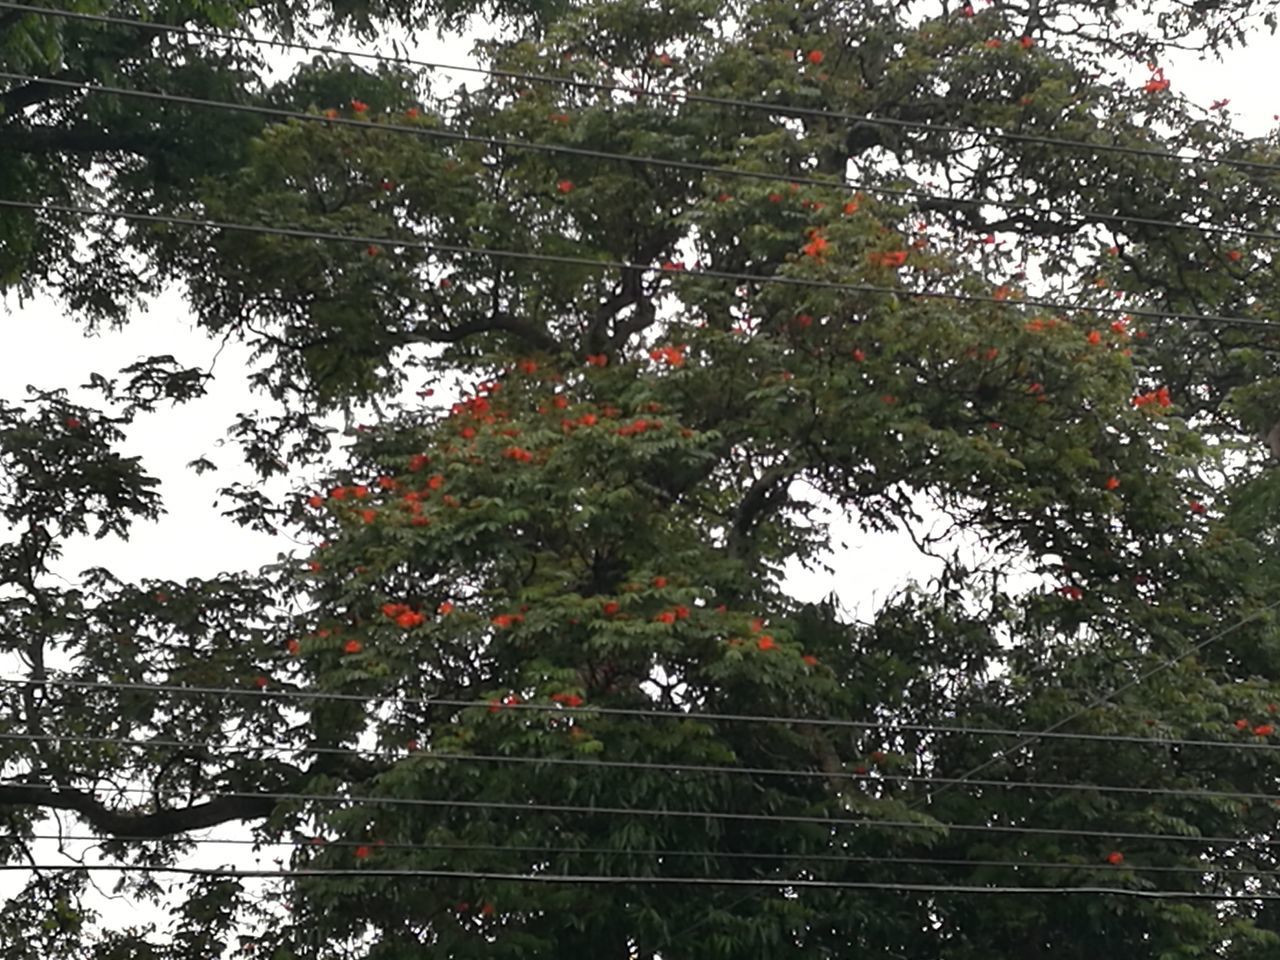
[5,0,1280,957]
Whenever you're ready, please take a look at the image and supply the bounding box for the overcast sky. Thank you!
[3,10,1278,945]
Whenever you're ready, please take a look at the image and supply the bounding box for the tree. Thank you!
[4,0,1280,957]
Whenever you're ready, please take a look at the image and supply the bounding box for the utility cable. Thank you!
[2,198,1277,332]
[3,1,1279,178]
[2,69,1279,247]
[5,730,1280,806]
[4,782,1277,847]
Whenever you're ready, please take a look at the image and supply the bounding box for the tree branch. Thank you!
[0,782,276,838]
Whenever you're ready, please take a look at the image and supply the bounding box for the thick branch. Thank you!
[0,782,276,838]
[406,311,562,354]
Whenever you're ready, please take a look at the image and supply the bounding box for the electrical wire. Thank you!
[6,782,1276,847]
[6,730,1280,806]
[2,862,1277,898]
[2,197,1277,333]
[3,68,1279,248]
[4,0,1279,179]
[6,675,1278,753]
[20,832,1275,878]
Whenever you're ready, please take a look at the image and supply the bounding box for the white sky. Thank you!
[2,11,1278,950]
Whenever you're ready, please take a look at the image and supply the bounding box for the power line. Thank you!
[3,862,1277,898]
[928,597,1280,805]
[4,1,1279,180]
[2,197,1277,333]
[7,675,1280,753]
[7,730,1280,806]
[19,832,1280,879]
[8,782,1277,847]
[3,68,1279,248]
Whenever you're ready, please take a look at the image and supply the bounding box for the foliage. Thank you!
[5,0,1280,957]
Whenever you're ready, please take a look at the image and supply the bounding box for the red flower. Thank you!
[480,902,495,916]
[649,344,686,366]
[870,751,886,763]
[768,192,783,203]
[503,446,534,463]
[652,576,669,589]
[867,250,907,269]
[801,233,829,258]
[1227,249,1243,262]
[802,654,818,666]
[1020,35,1035,49]
[438,601,455,615]
[674,605,690,620]
[1105,851,1124,865]
[360,508,377,524]
[254,676,269,689]
[842,199,859,214]
[557,179,574,194]
[1143,68,1170,93]
[405,107,420,119]
[1086,330,1102,345]
[1059,585,1084,601]
[655,611,676,624]
[551,692,584,708]
[492,613,522,628]
[806,50,824,65]
[757,635,777,651]
[64,416,82,430]
[984,38,1002,49]
[1235,718,1250,730]
[355,845,371,859]
[1257,724,1276,736]
[408,453,429,472]
[396,610,424,629]
[343,639,363,654]
[585,353,608,367]
[1105,476,1120,491]
[602,601,621,616]
[287,639,301,656]
[427,474,445,490]
[308,494,324,508]
[350,99,368,113]
[851,348,866,362]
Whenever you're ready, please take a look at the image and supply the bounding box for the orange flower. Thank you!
[655,611,676,625]
[806,50,824,65]
[851,348,866,362]
[1227,249,1243,262]
[1105,851,1124,865]
[1086,330,1102,345]
[1255,724,1275,736]
[1020,35,1035,49]
[984,38,1002,48]
[427,474,445,490]
[287,639,301,655]
[801,232,829,258]
[350,99,368,113]
[1105,476,1120,491]
[557,179,574,193]
[343,639,363,654]
[602,601,621,616]
[868,250,907,268]
[360,509,377,524]
[1143,68,1170,93]
[802,654,819,666]
[653,576,669,589]
[492,613,521,628]
[1235,718,1250,730]
[585,353,608,367]
[405,107,420,119]
[308,495,324,508]
[649,344,686,366]
[408,453,429,471]
[551,692,584,707]
[397,610,424,629]
[757,635,777,651]
[355,845,371,859]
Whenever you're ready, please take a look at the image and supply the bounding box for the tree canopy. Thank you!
[5,0,1280,957]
